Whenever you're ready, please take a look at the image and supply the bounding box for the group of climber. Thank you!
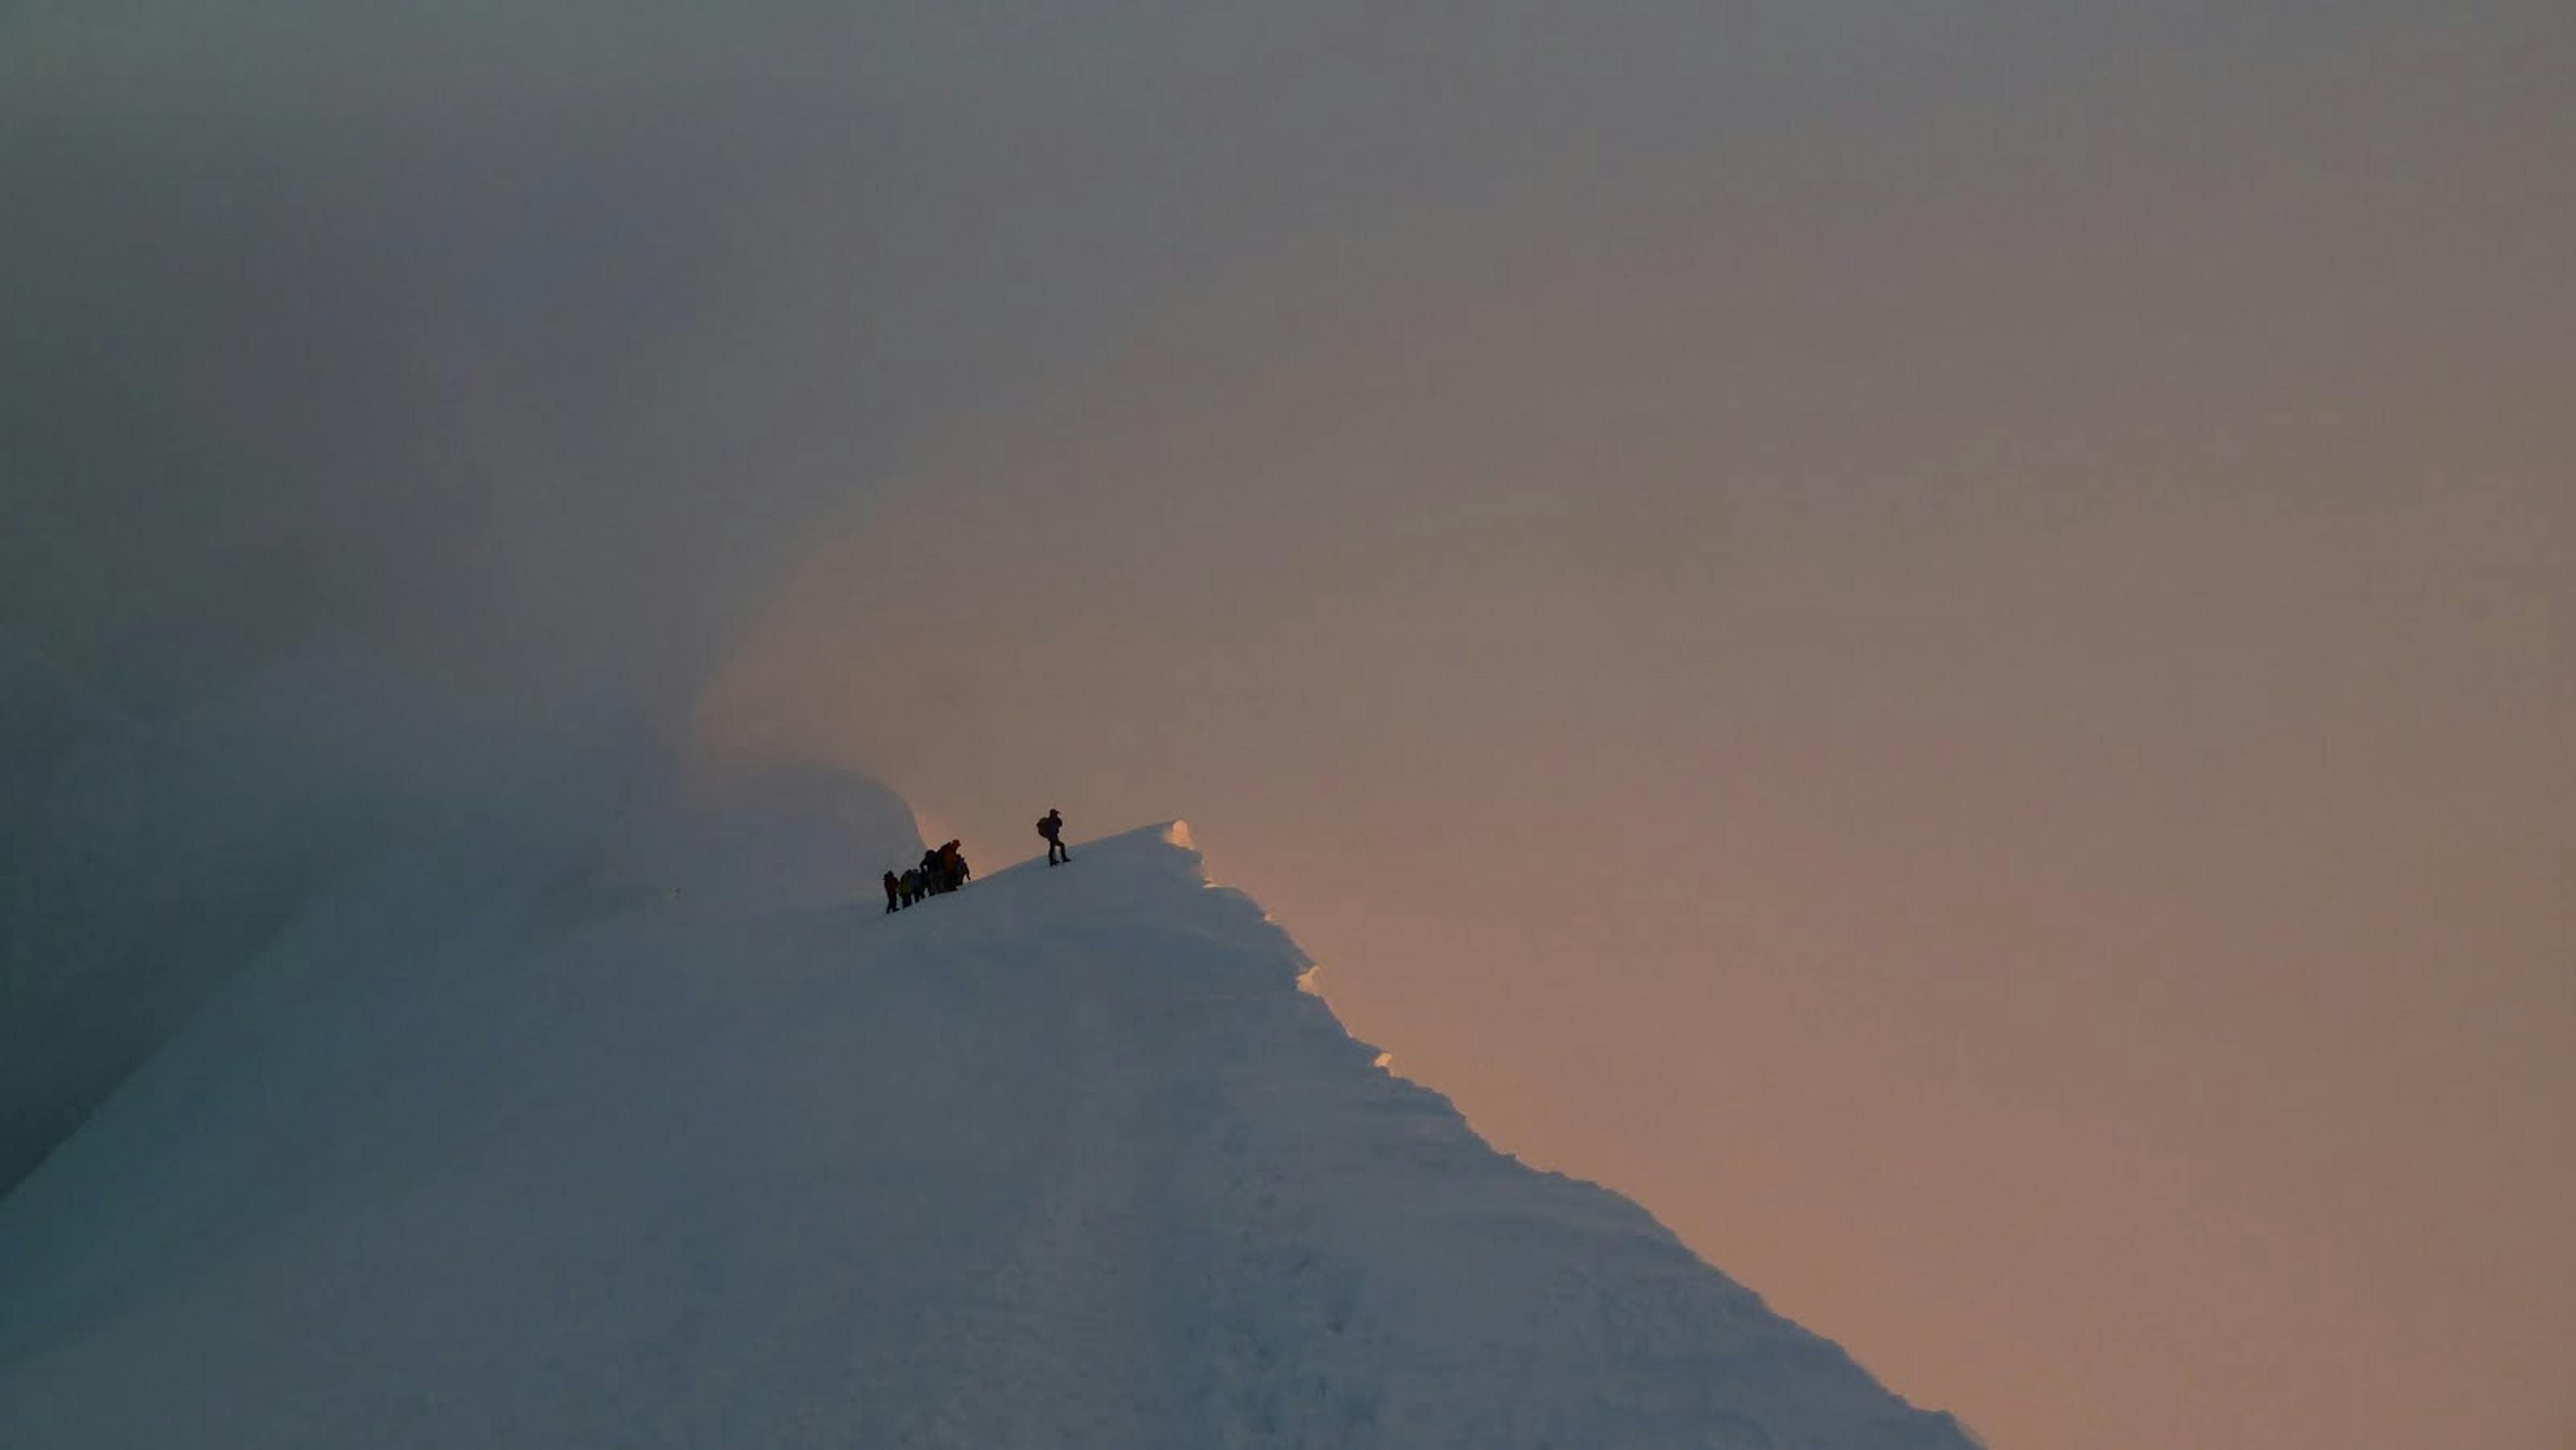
[880,810,1073,913]
[883,840,971,912]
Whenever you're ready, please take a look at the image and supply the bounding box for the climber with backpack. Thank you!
[1038,808,1070,866]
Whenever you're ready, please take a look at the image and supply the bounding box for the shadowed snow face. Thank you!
[0,815,1979,1450]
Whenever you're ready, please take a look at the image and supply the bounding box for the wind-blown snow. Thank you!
[0,775,1974,1449]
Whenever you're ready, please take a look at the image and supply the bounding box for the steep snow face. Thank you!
[0,807,1974,1449]
[0,673,641,1194]
[0,657,919,1194]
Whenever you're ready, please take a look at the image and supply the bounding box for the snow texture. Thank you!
[0,769,1975,1449]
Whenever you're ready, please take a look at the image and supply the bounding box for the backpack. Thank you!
[1036,817,1055,838]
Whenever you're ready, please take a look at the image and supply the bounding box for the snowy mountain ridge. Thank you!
[0,763,1977,1448]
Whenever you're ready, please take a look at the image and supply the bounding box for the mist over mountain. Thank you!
[2,1,1142,1182]
[1,0,1589,1185]
[2,0,1533,1168]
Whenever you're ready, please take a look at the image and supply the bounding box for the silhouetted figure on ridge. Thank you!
[1038,808,1070,866]
[883,871,902,914]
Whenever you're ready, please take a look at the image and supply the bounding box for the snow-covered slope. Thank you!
[0,779,1974,1449]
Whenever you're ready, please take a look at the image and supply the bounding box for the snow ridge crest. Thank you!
[0,781,1974,1450]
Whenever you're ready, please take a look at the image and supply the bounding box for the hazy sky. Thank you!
[10,4,2573,1447]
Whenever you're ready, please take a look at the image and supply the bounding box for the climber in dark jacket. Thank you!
[883,870,902,913]
[1038,808,1070,866]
